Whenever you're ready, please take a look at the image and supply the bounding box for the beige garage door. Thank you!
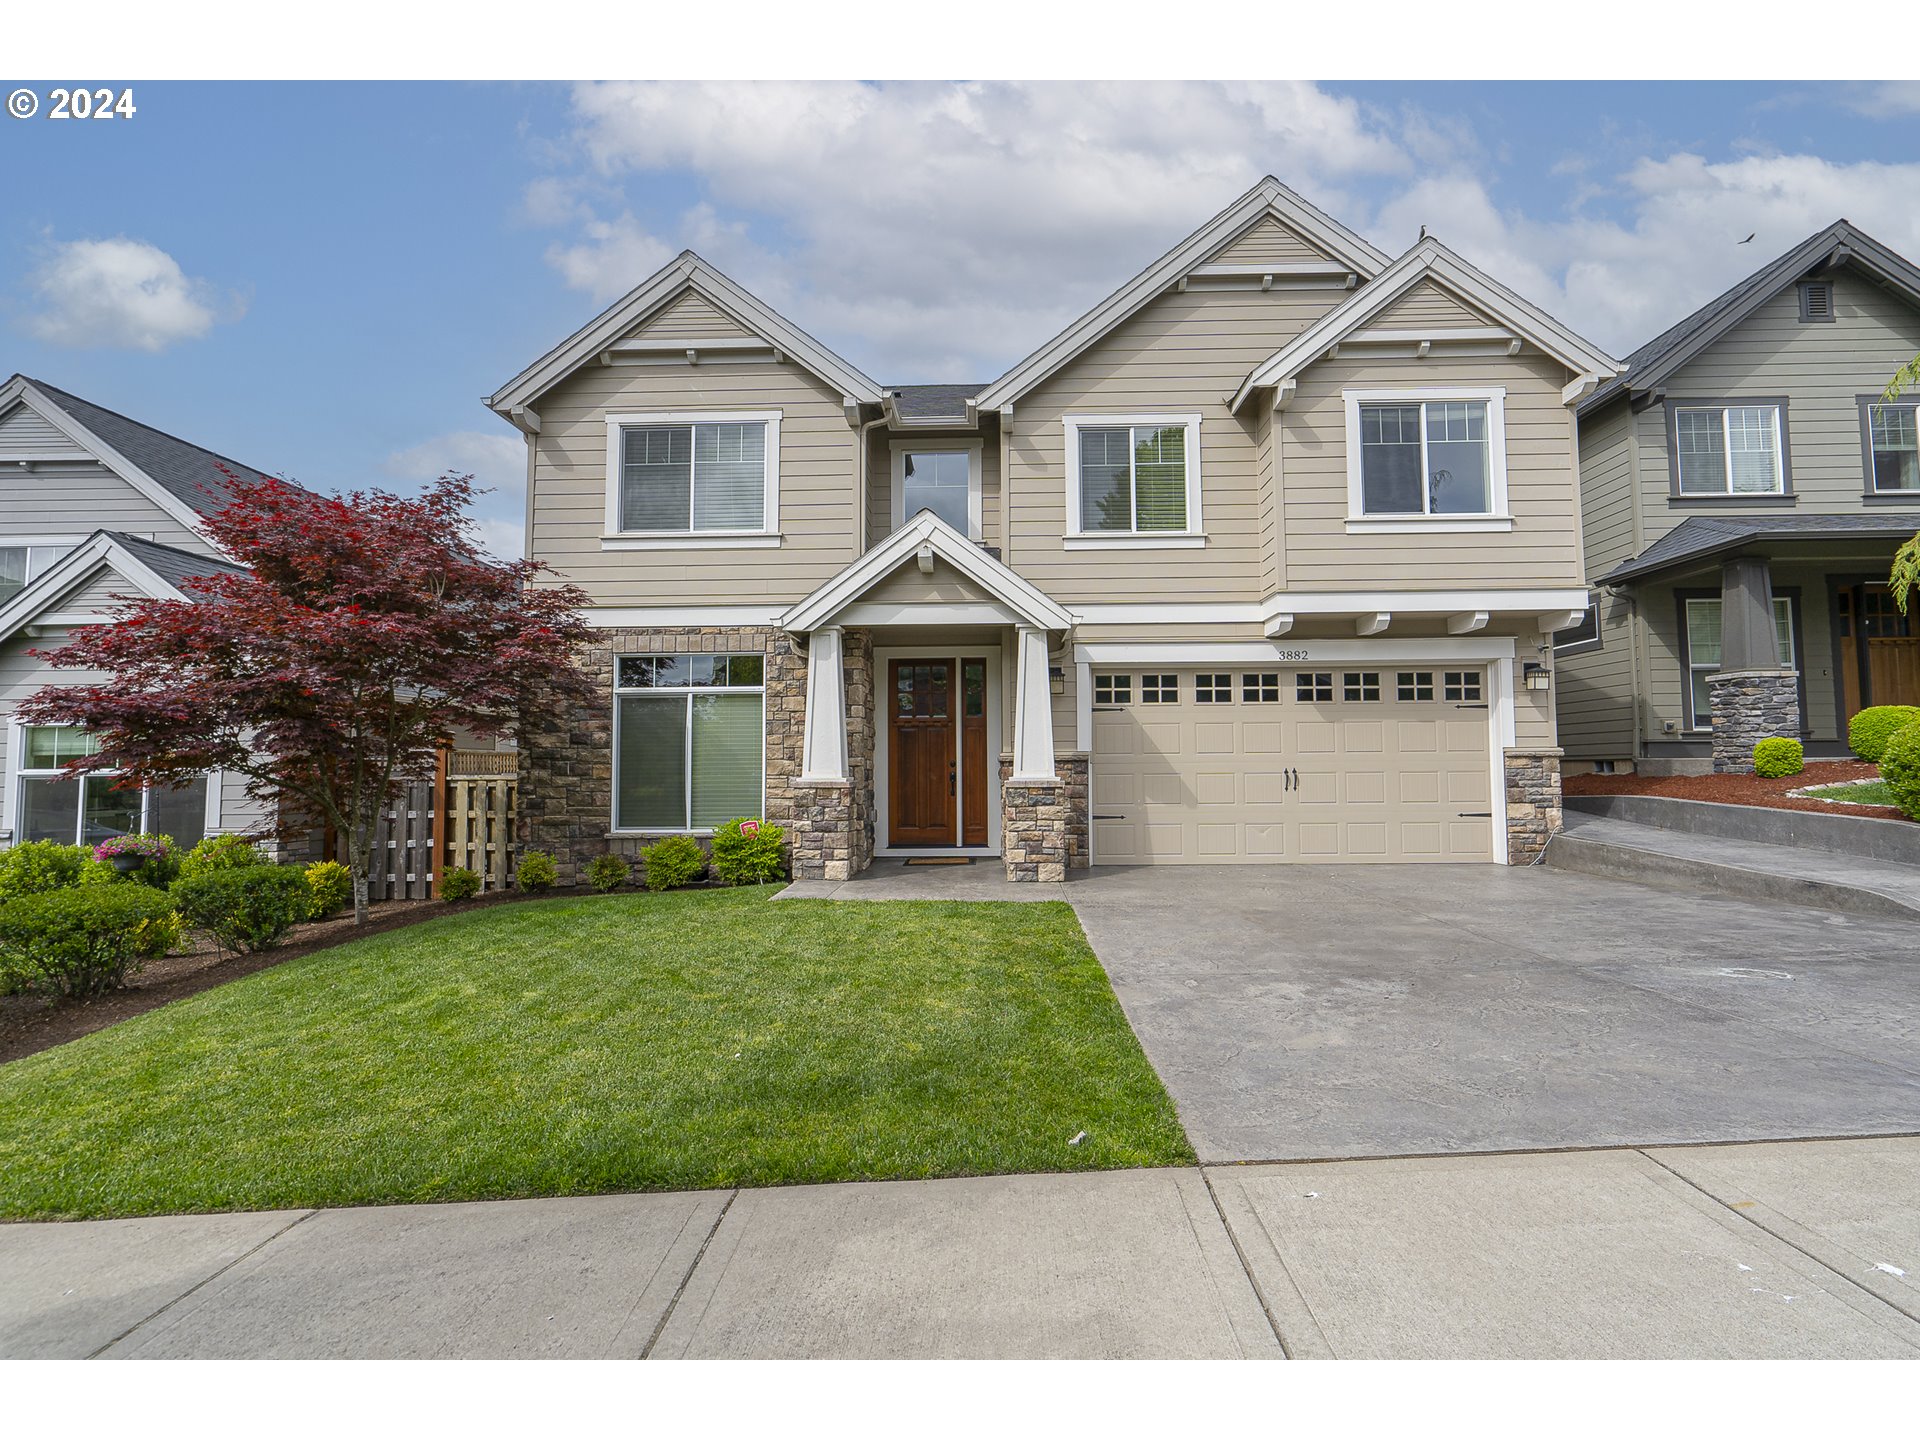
[1090,667,1494,864]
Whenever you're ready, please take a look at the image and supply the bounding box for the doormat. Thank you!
[903,857,975,866]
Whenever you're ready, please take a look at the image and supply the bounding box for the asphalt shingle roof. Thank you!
[886,384,985,421]
[1603,512,1920,585]
[103,530,247,591]
[27,378,280,515]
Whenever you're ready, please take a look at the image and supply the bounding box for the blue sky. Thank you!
[4,79,1919,553]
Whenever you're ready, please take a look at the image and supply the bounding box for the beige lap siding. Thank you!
[526,359,861,605]
[1367,279,1499,331]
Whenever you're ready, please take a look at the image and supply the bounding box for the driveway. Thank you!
[1068,865,1920,1163]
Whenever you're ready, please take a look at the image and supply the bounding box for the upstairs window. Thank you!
[1066,415,1201,537]
[894,446,979,538]
[1670,403,1786,496]
[1346,390,1508,521]
[1866,402,1920,494]
[0,542,76,603]
[606,412,778,536]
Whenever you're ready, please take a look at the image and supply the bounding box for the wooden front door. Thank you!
[1840,583,1920,719]
[890,660,957,846]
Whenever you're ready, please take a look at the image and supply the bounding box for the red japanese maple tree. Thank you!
[22,472,596,923]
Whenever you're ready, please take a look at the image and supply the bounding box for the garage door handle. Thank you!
[1457,811,1492,818]
[1455,703,1490,710]
[1093,814,1126,821]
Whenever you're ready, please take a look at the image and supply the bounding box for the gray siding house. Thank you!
[0,375,272,851]
[1558,222,1920,773]
[495,177,1618,883]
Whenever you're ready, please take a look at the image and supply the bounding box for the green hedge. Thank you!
[515,851,558,893]
[1753,736,1804,779]
[585,854,631,894]
[1882,722,1920,820]
[171,865,311,953]
[710,819,786,886]
[178,834,269,881]
[0,885,178,998]
[639,836,705,891]
[1848,705,1920,764]
[0,841,92,901]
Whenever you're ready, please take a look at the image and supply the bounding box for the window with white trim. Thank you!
[1065,415,1201,536]
[1684,597,1794,730]
[0,542,77,603]
[1345,390,1508,522]
[605,411,779,536]
[1672,404,1785,496]
[613,654,766,832]
[1867,403,1920,494]
[14,725,209,848]
[893,444,981,539]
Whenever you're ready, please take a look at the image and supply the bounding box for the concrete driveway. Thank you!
[1068,865,1920,1163]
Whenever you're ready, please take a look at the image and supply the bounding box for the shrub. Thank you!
[93,833,181,889]
[1752,737,1804,779]
[171,865,312,953]
[515,850,558,893]
[585,853,632,894]
[1882,722,1920,821]
[709,818,786,886]
[1848,705,1920,764]
[304,860,352,919]
[0,885,178,998]
[178,833,268,880]
[0,841,91,901]
[441,867,482,902]
[639,836,705,891]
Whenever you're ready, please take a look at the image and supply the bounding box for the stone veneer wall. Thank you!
[998,753,1089,882]
[1503,747,1563,865]
[1706,669,1802,775]
[1059,754,1090,869]
[519,624,874,884]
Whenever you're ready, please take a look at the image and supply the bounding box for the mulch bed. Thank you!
[0,889,543,1068]
[1564,759,1909,823]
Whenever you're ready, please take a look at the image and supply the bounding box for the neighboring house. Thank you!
[0,375,270,852]
[1558,222,1920,774]
[492,177,1617,882]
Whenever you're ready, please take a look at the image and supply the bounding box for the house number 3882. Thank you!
[48,88,138,119]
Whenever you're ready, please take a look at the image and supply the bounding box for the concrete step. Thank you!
[1547,811,1920,921]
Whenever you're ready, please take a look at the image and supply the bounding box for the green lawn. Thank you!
[1802,778,1899,807]
[0,889,1191,1220]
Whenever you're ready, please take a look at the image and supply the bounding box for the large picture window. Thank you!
[1669,402,1787,496]
[604,411,779,538]
[1064,415,1202,539]
[1683,596,1795,730]
[1344,389,1508,526]
[613,654,766,832]
[13,724,209,847]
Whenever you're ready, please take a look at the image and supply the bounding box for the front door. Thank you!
[889,659,957,846]
[1840,582,1920,718]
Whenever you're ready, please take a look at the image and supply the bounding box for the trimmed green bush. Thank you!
[709,818,786,886]
[1753,736,1805,779]
[304,860,352,919]
[585,853,631,894]
[170,865,311,954]
[441,867,482,903]
[0,885,178,998]
[1848,704,1920,763]
[515,850,558,893]
[1882,721,1920,821]
[178,834,268,881]
[639,836,705,892]
[0,841,91,901]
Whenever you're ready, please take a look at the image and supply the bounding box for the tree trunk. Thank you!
[350,810,375,926]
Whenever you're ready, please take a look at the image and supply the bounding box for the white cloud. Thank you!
[1848,82,1920,118]
[384,430,526,558]
[24,237,236,352]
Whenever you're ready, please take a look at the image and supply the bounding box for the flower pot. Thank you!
[109,852,143,875]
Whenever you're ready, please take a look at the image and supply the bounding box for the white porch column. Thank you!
[799,626,848,782]
[1011,624,1058,782]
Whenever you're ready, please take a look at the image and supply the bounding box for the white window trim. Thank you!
[602,409,782,546]
[1866,400,1920,495]
[1063,413,1205,545]
[1343,387,1511,531]
[0,536,87,595]
[889,439,984,541]
[1683,595,1795,731]
[3,718,219,846]
[608,655,768,836]
[1673,403,1787,498]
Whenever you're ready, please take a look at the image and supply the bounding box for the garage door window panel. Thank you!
[1296,672,1333,702]
[1194,674,1232,703]
[1343,672,1380,702]
[1243,673,1280,702]
[1141,674,1179,703]
[1397,672,1435,701]
[1094,674,1132,705]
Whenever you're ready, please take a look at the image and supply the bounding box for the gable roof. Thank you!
[1583,220,1920,415]
[779,510,1073,633]
[887,384,985,422]
[972,176,1392,413]
[487,252,886,425]
[3,376,278,526]
[1602,512,1920,586]
[0,529,244,647]
[1230,236,1621,412]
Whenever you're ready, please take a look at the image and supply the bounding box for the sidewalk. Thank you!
[4,1138,1918,1359]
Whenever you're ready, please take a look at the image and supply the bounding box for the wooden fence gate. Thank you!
[338,748,519,901]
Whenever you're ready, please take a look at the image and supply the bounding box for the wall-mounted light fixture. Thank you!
[1523,661,1551,692]
[1049,665,1066,696]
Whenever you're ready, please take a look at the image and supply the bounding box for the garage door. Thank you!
[1090,667,1493,864]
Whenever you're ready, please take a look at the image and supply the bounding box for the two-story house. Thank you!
[493,177,1617,882]
[1557,222,1920,774]
[0,375,271,852]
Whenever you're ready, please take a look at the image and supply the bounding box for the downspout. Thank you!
[855,411,887,554]
[1623,394,1651,763]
